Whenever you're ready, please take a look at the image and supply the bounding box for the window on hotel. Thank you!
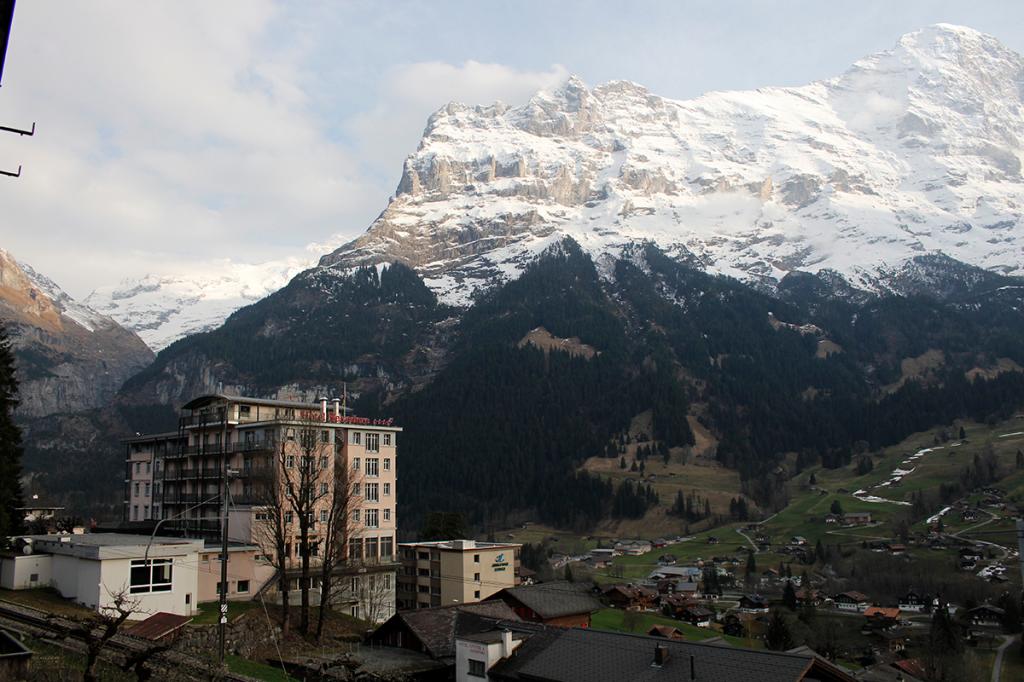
[240,405,251,415]
[474,554,480,563]
[365,509,379,528]
[320,509,328,523]
[381,537,393,560]
[383,508,391,522]
[129,558,173,594]
[319,455,328,470]
[474,590,481,600]
[349,538,363,560]
[366,537,378,558]
[132,505,138,520]
[383,433,391,447]
[352,457,360,471]
[153,505,160,519]
[365,483,379,502]
[134,462,141,474]
[285,455,295,468]
[468,659,486,678]
[365,433,380,453]
[350,431,361,446]
[319,482,329,495]
[353,509,360,523]
[284,511,294,524]
[320,430,329,443]
[145,461,151,474]
[365,458,379,477]
[237,580,250,594]
[383,458,391,471]
[383,482,391,496]
[144,483,150,497]
[474,572,480,581]
[286,428,295,441]
[133,482,140,496]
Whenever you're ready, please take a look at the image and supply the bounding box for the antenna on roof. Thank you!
[0,0,35,179]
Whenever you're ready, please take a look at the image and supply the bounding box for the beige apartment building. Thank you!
[124,393,400,622]
[397,540,521,610]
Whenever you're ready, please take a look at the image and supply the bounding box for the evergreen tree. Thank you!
[0,325,24,543]
[764,610,795,650]
[619,456,626,469]
[564,564,575,583]
[829,499,844,516]
[783,582,797,611]
[808,472,817,486]
[959,426,966,440]
[744,552,757,587]
[814,538,825,564]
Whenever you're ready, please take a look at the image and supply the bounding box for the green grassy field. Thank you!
[590,608,759,648]
[191,599,261,625]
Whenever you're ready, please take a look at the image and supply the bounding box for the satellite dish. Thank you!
[21,543,32,555]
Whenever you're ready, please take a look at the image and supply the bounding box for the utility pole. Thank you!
[218,407,230,663]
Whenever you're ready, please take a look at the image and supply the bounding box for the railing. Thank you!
[178,414,226,428]
[163,494,221,505]
[175,441,277,456]
[164,467,222,480]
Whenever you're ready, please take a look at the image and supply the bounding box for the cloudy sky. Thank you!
[1,0,1022,298]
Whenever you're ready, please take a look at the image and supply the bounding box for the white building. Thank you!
[0,534,203,617]
[455,629,525,682]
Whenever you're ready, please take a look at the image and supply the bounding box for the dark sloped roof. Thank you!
[489,628,855,682]
[124,612,192,640]
[498,581,602,619]
[378,601,520,660]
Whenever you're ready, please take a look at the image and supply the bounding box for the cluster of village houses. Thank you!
[0,393,1017,680]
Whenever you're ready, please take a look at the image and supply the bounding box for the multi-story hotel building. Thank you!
[397,539,521,610]
[123,393,400,622]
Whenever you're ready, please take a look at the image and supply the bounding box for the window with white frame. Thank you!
[365,433,380,453]
[319,455,328,470]
[353,509,360,523]
[383,433,391,447]
[320,430,329,443]
[383,508,391,522]
[350,431,361,445]
[352,457,360,471]
[365,483,379,502]
[285,454,295,468]
[383,458,391,471]
[133,482,140,496]
[284,511,294,523]
[365,458,379,477]
[320,509,328,523]
[129,558,173,594]
[383,482,391,496]
[365,508,379,528]
[134,462,141,474]
[319,482,329,495]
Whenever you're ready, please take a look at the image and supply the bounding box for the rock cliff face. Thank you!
[0,249,154,418]
[321,24,1024,305]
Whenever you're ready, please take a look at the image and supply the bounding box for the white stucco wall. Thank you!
[0,554,52,589]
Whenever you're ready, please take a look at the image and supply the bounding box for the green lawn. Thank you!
[590,608,759,648]
[225,654,299,682]
[0,587,94,619]
[191,600,261,625]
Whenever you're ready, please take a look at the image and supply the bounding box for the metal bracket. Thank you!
[0,120,32,136]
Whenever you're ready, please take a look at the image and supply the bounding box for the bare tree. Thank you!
[284,421,334,634]
[315,457,362,639]
[250,448,296,637]
[61,587,139,682]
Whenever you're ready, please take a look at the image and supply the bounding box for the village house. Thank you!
[898,589,929,613]
[647,624,686,640]
[796,588,823,607]
[680,604,715,627]
[737,594,770,614]
[863,606,901,631]
[0,534,203,616]
[614,540,652,556]
[965,604,1005,627]
[478,624,856,681]
[602,584,657,611]
[493,582,602,628]
[648,565,701,582]
[660,593,693,618]
[589,548,616,562]
[833,591,869,612]
[843,511,872,525]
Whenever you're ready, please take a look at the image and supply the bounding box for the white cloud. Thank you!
[0,1,381,297]
[347,60,569,183]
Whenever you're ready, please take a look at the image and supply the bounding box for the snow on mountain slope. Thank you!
[321,24,1024,305]
[86,257,316,351]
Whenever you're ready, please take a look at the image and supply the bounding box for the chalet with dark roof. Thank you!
[483,626,855,681]
[366,601,519,664]
[493,581,602,627]
[602,584,657,610]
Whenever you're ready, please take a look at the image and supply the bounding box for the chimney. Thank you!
[331,397,341,418]
[319,397,328,420]
[652,644,669,667]
[501,629,513,658]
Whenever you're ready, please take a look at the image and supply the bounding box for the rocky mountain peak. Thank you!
[320,25,1024,307]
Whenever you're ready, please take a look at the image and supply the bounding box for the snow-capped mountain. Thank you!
[86,257,317,351]
[321,24,1024,305]
[0,249,153,417]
